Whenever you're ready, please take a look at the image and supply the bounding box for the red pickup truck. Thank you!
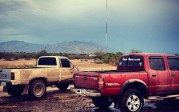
[72,53,179,112]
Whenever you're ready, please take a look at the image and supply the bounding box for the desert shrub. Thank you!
[0,51,93,61]
[94,59,103,64]
[94,51,123,65]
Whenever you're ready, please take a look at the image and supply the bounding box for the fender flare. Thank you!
[119,79,148,98]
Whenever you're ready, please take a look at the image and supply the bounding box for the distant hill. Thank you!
[0,40,109,53]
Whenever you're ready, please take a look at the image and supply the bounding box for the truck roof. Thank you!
[39,56,68,59]
[123,53,177,57]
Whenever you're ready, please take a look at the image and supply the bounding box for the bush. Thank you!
[94,59,103,64]
[94,51,123,65]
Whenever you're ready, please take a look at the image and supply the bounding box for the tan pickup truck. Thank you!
[0,56,78,99]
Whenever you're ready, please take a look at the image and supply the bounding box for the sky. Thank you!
[0,0,179,54]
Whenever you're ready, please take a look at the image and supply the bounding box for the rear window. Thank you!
[38,57,57,66]
[119,56,144,67]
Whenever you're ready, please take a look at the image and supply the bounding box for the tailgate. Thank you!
[0,69,11,81]
[74,73,99,90]
[0,69,13,86]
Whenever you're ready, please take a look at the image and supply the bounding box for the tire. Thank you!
[28,80,46,99]
[118,89,144,112]
[6,86,24,97]
[56,83,69,91]
[92,97,112,108]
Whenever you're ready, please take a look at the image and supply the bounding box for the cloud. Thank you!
[8,0,105,23]
[0,0,179,53]
[0,27,40,43]
[0,0,106,37]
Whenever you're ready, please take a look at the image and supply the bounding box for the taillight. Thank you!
[98,77,105,89]
[11,72,15,80]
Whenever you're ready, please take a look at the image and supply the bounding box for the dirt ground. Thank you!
[1,86,179,112]
[0,86,93,112]
[1,59,179,112]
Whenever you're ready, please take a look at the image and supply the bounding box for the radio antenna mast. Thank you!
[105,0,108,53]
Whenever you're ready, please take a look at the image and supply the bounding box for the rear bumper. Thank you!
[0,80,12,86]
[71,88,101,97]
[0,80,12,92]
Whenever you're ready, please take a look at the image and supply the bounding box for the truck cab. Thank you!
[37,56,76,81]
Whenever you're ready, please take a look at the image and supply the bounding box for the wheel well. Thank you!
[29,78,47,85]
[120,82,148,98]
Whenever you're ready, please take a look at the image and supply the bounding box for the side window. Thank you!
[149,56,165,71]
[61,59,71,68]
[168,57,179,70]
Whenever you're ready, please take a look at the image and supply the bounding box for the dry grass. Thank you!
[0,59,36,68]
[0,59,116,71]
[71,59,116,71]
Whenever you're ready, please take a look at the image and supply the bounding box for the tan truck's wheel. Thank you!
[56,83,69,91]
[28,80,46,99]
[6,86,23,97]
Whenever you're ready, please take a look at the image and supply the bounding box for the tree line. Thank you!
[0,50,124,65]
[0,50,178,66]
[0,50,92,61]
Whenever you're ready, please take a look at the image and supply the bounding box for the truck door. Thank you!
[60,58,73,81]
[167,56,179,91]
[148,56,170,94]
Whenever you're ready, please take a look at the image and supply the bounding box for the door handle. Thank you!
[152,74,156,77]
[172,74,176,77]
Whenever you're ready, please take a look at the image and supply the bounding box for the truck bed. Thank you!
[0,67,55,69]
[74,69,146,90]
[78,69,144,75]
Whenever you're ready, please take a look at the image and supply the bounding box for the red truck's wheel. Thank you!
[28,80,46,99]
[119,89,144,112]
[92,97,112,108]
[6,86,23,97]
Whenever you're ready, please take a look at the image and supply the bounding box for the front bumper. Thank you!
[71,88,101,97]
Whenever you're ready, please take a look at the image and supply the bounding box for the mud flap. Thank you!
[3,86,7,92]
[23,85,29,95]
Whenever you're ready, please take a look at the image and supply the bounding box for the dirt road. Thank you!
[0,86,93,112]
[1,86,179,112]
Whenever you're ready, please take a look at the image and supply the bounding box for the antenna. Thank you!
[105,0,108,53]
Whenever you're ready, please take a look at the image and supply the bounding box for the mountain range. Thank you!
[0,40,111,53]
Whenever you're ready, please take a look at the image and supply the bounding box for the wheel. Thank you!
[92,97,112,108]
[118,89,144,112]
[56,83,69,91]
[28,80,46,99]
[6,86,24,97]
